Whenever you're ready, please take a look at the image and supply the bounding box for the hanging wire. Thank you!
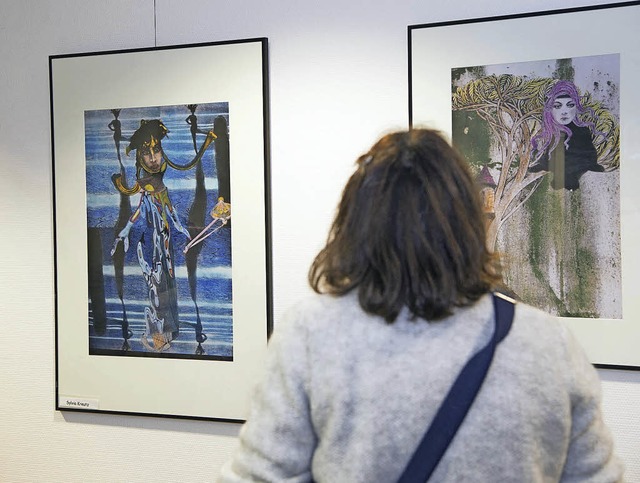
[153,0,157,47]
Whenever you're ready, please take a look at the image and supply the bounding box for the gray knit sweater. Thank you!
[220,293,623,482]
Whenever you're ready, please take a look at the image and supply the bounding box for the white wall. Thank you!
[1,0,638,480]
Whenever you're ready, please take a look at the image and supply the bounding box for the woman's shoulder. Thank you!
[278,292,369,333]
[278,292,582,349]
[511,299,557,327]
[510,300,564,343]
[509,299,592,370]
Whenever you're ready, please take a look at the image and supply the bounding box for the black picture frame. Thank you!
[409,2,640,370]
[51,38,273,420]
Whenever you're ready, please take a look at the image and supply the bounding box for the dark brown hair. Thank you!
[308,129,501,322]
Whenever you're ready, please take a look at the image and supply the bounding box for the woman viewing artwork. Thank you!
[219,129,622,482]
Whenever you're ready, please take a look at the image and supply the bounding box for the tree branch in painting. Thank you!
[452,74,619,251]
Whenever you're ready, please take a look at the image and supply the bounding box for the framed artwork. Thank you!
[51,38,273,420]
[409,2,640,369]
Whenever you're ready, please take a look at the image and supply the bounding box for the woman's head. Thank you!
[532,80,598,157]
[543,81,586,128]
[309,129,501,322]
[551,97,577,126]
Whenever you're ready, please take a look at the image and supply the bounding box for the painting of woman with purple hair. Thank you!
[451,53,621,318]
[529,80,605,190]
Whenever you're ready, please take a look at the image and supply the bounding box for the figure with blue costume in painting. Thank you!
[111,119,216,351]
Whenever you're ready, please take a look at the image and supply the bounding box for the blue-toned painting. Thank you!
[85,102,233,360]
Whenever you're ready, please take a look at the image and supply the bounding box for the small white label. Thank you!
[59,396,100,410]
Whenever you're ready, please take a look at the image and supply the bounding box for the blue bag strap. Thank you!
[397,293,515,483]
